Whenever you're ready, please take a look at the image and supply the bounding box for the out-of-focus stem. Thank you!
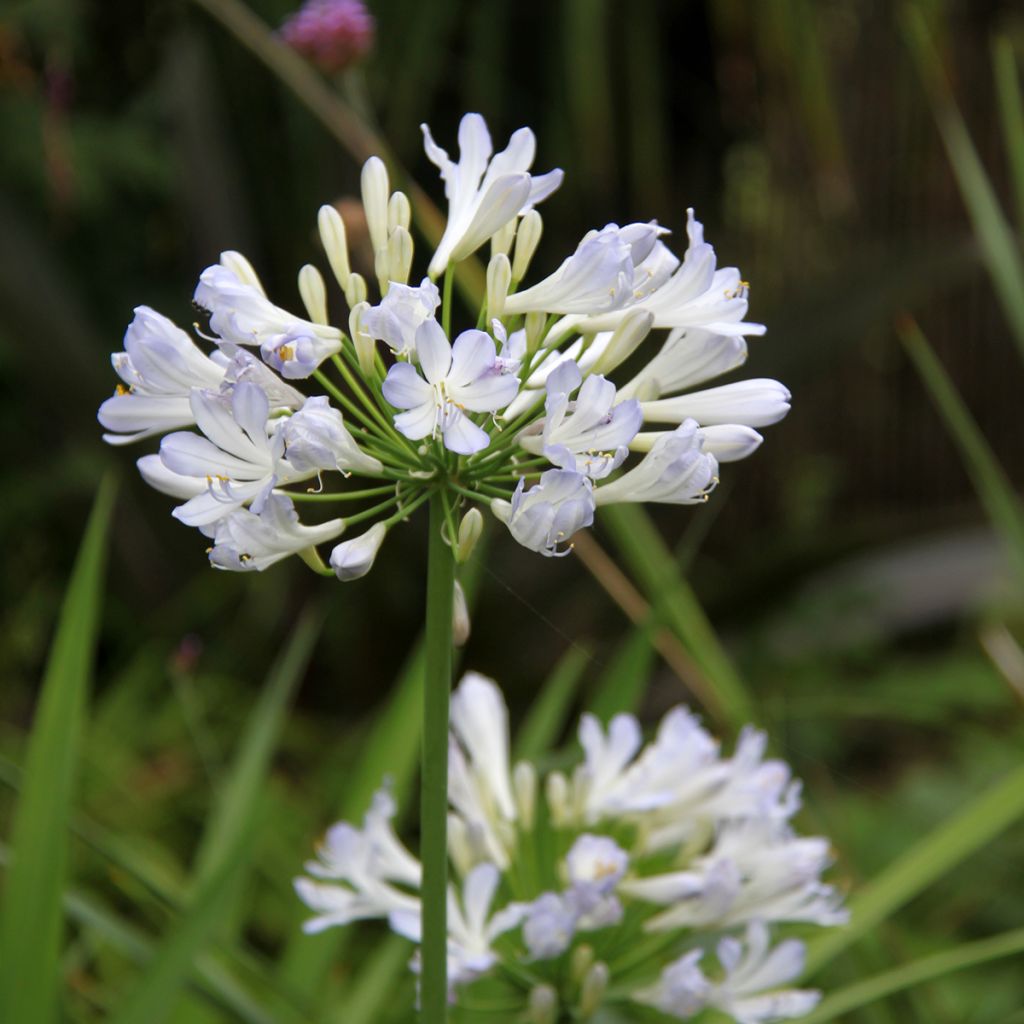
[420,491,455,1024]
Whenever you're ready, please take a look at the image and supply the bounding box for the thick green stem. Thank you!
[421,492,455,1024]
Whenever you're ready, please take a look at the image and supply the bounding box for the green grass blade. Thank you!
[804,763,1024,976]
[993,35,1024,230]
[108,821,260,1024]
[330,935,411,1024]
[588,624,656,724]
[802,926,1024,1023]
[903,5,1024,359]
[191,604,323,889]
[599,504,753,729]
[899,318,1024,583]
[514,645,590,762]
[62,887,289,1024]
[0,474,116,1024]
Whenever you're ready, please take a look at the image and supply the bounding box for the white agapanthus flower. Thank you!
[98,111,787,578]
[295,673,846,1021]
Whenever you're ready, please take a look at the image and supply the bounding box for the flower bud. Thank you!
[570,943,594,982]
[528,985,558,1024]
[298,263,329,325]
[487,252,512,319]
[387,190,411,232]
[579,962,609,1018]
[591,308,654,376]
[360,156,390,255]
[219,250,265,294]
[456,507,484,563]
[279,0,374,75]
[513,760,536,829]
[330,521,386,581]
[318,204,352,291]
[344,271,368,308]
[452,579,471,647]
[348,301,376,377]
[546,770,570,826]
[387,226,414,287]
[512,209,543,282]
[525,310,547,354]
[491,217,517,258]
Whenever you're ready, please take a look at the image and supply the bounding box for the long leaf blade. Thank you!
[802,926,1024,1023]
[899,317,1024,583]
[804,763,1024,976]
[0,475,116,1024]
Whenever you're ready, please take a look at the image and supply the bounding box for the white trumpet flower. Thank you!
[423,113,563,277]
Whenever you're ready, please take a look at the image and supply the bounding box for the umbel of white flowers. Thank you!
[295,673,847,1022]
[98,113,789,577]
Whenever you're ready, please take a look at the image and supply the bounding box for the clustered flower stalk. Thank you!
[296,674,847,1023]
[98,113,791,1023]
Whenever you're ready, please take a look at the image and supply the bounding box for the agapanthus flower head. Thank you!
[280,0,374,75]
[296,673,846,1021]
[97,111,788,579]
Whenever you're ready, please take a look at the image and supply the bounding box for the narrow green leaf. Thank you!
[804,763,1024,975]
[108,821,260,1024]
[802,927,1024,1023]
[599,504,753,729]
[0,474,116,1024]
[63,887,288,1024]
[514,645,590,762]
[992,35,1024,231]
[588,625,657,724]
[330,935,411,1024]
[899,318,1024,584]
[167,605,322,1024]
[903,5,1024,358]
[191,604,323,888]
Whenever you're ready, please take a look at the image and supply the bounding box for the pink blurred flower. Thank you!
[280,0,374,74]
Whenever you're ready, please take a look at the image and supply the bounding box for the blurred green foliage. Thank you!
[2,0,1024,1021]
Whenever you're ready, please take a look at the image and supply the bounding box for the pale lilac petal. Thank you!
[415,319,452,385]
[383,362,433,410]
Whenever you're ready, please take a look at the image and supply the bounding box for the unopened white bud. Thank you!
[330,522,387,581]
[387,226,414,287]
[452,580,471,647]
[298,264,329,326]
[456,507,484,563]
[448,814,474,878]
[361,156,390,256]
[525,310,547,354]
[344,271,368,309]
[491,217,517,258]
[632,377,660,403]
[579,962,609,1018]
[487,253,512,319]
[570,944,595,983]
[374,245,391,296]
[546,770,570,826]
[528,985,558,1024]
[348,301,376,377]
[513,760,537,829]
[591,309,654,376]
[512,209,543,282]
[220,251,265,295]
[317,204,351,291]
[387,190,411,232]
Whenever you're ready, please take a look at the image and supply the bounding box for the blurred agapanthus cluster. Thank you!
[97,113,788,578]
[295,674,846,1021]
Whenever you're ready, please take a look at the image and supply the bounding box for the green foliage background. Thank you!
[1,0,1023,1021]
